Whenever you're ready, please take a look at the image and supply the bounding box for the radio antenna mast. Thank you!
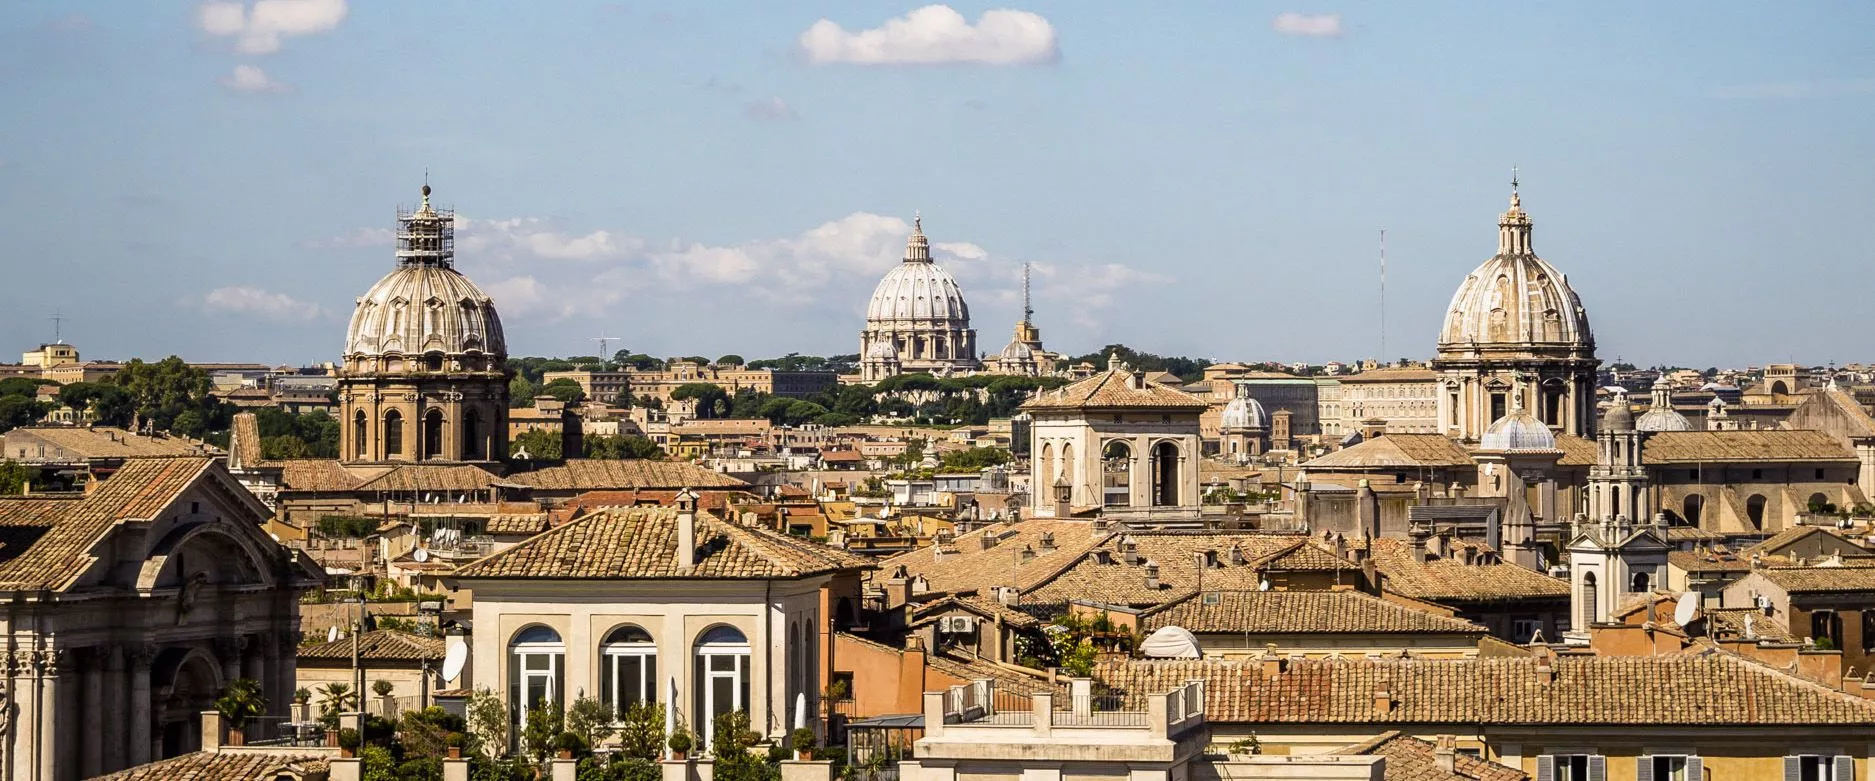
[590,336,621,362]
[1379,229,1387,364]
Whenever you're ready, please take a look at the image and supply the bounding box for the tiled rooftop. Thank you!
[452,506,874,580]
[1141,590,1487,635]
[0,457,214,591]
[298,628,444,663]
[1367,538,1568,603]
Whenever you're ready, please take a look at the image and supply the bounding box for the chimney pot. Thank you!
[1433,736,1457,772]
[1373,689,1393,714]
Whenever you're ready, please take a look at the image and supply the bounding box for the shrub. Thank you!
[338,727,362,751]
[790,727,816,754]
[667,723,693,755]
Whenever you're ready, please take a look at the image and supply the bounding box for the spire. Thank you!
[903,211,932,263]
[396,182,455,268]
[1497,170,1534,256]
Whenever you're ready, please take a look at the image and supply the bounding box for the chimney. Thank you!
[675,488,698,572]
[884,577,911,609]
[1260,648,1285,678]
[1433,736,1457,773]
[1372,688,1393,715]
[1534,647,1555,684]
[1144,560,1160,590]
[1039,532,1057,553]
[1020,544,1036,563]
[1121,536,1139,565]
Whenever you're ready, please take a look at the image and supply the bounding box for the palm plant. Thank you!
[215,678,268,739]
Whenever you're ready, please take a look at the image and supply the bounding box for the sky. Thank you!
[1,2,1872,369]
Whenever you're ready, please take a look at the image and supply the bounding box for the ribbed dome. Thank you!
[345,265,504,358]
[1479,406,1557,451]
[1220,386,1268,430]
[867,339,900,359]
[1600,389,1635,432]
[1437,191,1593,354]
[999,338,1035,361]
[1635,378,1693,432]
[866,216,971,324]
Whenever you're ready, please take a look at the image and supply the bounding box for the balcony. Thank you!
[917,678,1207,764]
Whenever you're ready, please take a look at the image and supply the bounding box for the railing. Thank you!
[243,717,329,747]
[931,678,1205,737]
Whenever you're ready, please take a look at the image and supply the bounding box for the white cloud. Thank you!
[220,64,294,94]
[198,0,347,55]
[1712,78,1875,100]
[1272,12,1342,37]
[201,286,327,321]
[524,230,626,260]
[743,97,799,121]
[800,5,1059,66]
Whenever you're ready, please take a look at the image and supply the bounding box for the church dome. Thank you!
[1220,386,1267,430]
[867,339,900,360]
[1479,406,1557,451]
[1437,189,1593,355]
[866,215,971,324]
[1635,378,1693,432]
[1600,389,1635,432]
[999,338,1035,361]
[343,186,505,363]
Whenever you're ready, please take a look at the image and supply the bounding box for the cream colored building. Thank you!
[20,342,79,371]
[1024,359,1208,521]
[448,500,872,749]
[1339,367,1440,434]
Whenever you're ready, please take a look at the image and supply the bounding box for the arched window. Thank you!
[509,626,565,740]
[1059,443,1076,492]
[1683,495,1704,526]
[599,625,657,713]
[383,410,404,457]
[1746,494,1767,531]
[1102,441,1133,508]
[1579,571,1599,628]
[1630,570,1651,594]
[1812,610,1842,649]
[424,409,446,460]
[1152,441,1181,507]
[693,625,751,745]
[464,409,483,461]
[353,410,369,459]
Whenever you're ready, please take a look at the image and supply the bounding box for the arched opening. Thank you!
[383,410,404,457]
[1863,611,1875,653]
[1059,443,1076,493]
[157,650,223,759]
[1683,495,1704,526]
[1771,380,1790,395]
[508,626,565,744]
[464,409,484,460]
[1580,571,1599,627]
[835,598,857,630]
[1812,610,1842,649]
[694,625,751,745]
[423,409,446,460]
[353,410,369,459]
[1630,570,1651,594]
[1102,441,1133,508]
[1807,492,1833,514]
[1152,441,1181,507]
[1610,486,1621,519]
[599,625,657,713]
[1746,494,1767,531]
[1038,443,1055,486]
[1489,392,1507,424]
[1540,383,1564,426]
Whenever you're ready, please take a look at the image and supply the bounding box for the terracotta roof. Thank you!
[483,513,551,536]
[452,507,873,580]
[1641,430,1856,464]
[1552,435,1597,467]
[1706,607,1795,642]
[1756,565,1875,594]
[297,628,444,663]
[0,458,214,591]
[1745,525,1871,557]
[1668,549,1753,575]
[276,459,373,492]
[1025,533,1359,608]
[1094,650,1875,726]
[560,488,753,520]
[5,426,215,458]
[1304,435,1474,470]
[352,464,500,493]
[880,518,1110,595]
[507,459,746,491]
[230,413,263,468]
[910,594,1041,629]
[1340,368,1439,383]
[1021,368,1209,412]
[92,751,332,780]
[1368,538,1569,603]
[1140,590,1487,635]
[927,651,1063,697]
[1665,525,1726,543]
[1335,731,1528,781]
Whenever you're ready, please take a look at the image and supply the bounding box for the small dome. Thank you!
[999,338,1034,361]
[1636,378,1693,432]
[1480,406,1557,451]
[1600,389,1635,432]
[1220,386,1268,430]
[1139,625,1203,659]
[345,264,504,360]
[867,340,899,360]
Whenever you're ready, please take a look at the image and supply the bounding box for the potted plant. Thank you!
[445,732,465,759]
[667,723,693,760]
[790,727,817,761]
[554,731,587,760]
[214,678,267,747]
[337,727,362,758]
[293,687,312,722]
[372,679,395,698]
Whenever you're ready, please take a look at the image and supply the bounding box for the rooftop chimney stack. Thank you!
[1144,560,1160,590]
[1433,736,1457,773]
[675,488,698,572]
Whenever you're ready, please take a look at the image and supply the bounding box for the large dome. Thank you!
[1220,385,1268,430]
[1437,191,1593,355]
[866,216,971,324]
[344,265,505,359]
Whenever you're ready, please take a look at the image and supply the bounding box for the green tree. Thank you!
[0,396,44,433]
[710,711,774,781]
[56,382,133,426]
[510,375,540,408]
[0,461,28,495]
[466,688,509,759]
[670,383,731,418]
[584,435,664,460]
[940,447,1012,472]
[522,700,565,766]
[716,355,745,367]
[512,429,563,460]
[111,356,228,436]
[540,378,587,404]
[215,678,268,731]
[615,701,666,761]
[564,694,618,748]
[0,377,44,398]
[317,682,356,729]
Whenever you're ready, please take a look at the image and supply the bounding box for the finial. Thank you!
[1508,165,1521,209]
[913,210,922,234]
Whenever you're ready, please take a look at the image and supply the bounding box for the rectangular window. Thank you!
[1512,618,1542,644]
[1542,754,1599,781]
[1787,755,1850,781]
[1642,755,1692,781]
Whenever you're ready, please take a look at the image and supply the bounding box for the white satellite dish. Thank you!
[440,635,468,683]
[413,548,430,563]
[1673,591,1701,627]
[327,626,339,643]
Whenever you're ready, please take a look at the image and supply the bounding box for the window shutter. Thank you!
[1833,755,1853,781]
[1536,756,1554,781]
[1589,755,1606,781]
[1636,757,1654,781]
[1687,756,1703,781]
[1786,756,1801,781]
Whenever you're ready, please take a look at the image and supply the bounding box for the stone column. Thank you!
[129,645,155,767]
[38,649,63,781]
[102,646,126,773]
[81,648,103,778]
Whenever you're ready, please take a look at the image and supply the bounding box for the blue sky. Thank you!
[2,2,1871,368]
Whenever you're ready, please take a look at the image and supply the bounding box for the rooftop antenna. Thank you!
[1021,262,1033,324]
[50,311,64,344]
[1378,229,1387,364]
[591,336,621,362]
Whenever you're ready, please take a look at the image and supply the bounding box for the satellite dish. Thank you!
[413,548,430,563]
[1673,591,1701,627]
[441,635,468,683]
[327,626,339,643]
